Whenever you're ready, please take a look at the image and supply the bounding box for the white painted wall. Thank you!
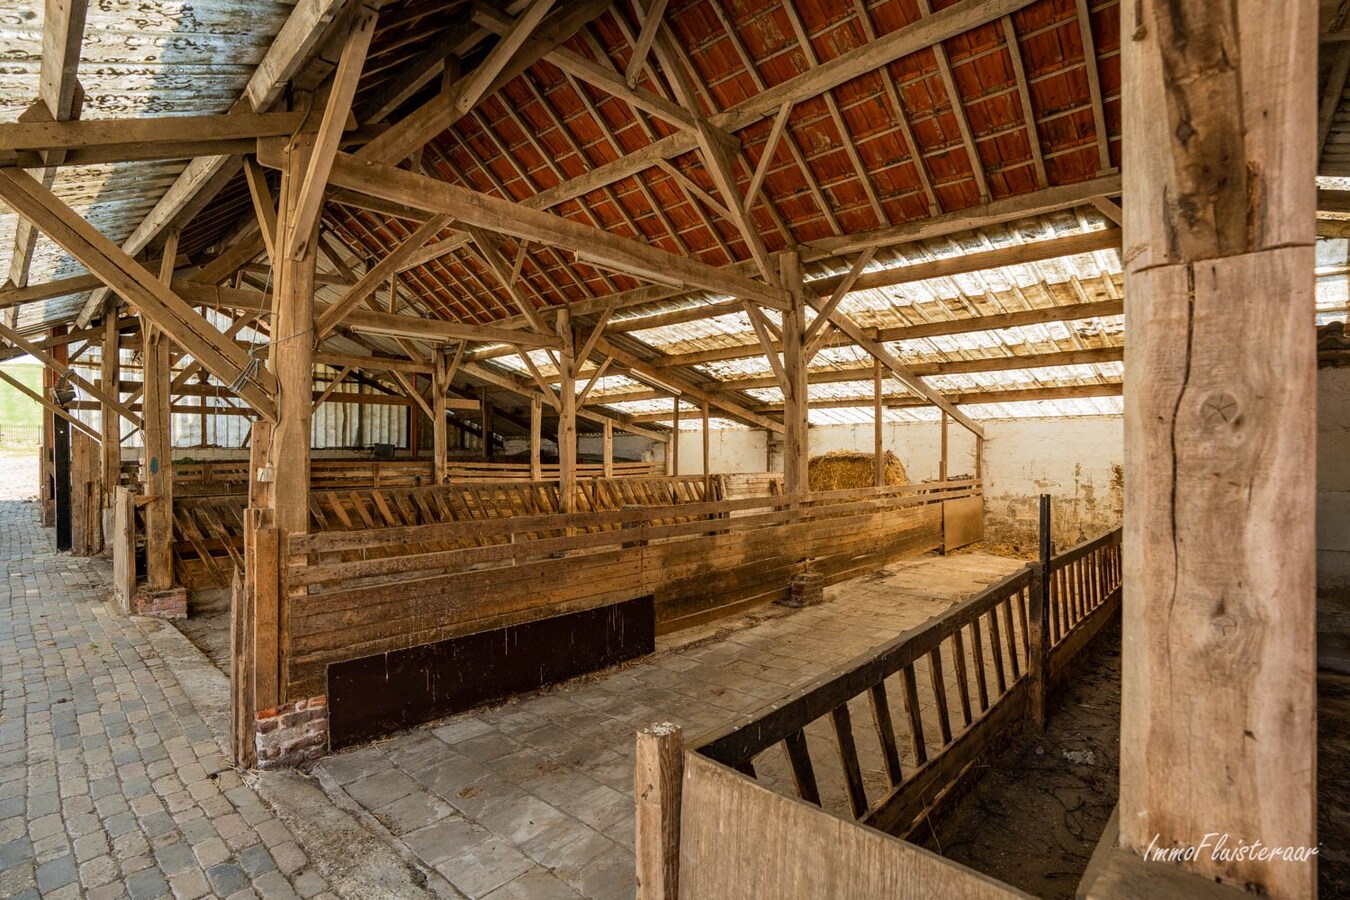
[1320,366,1350,588]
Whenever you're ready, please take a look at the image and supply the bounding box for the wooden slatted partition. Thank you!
[686,525,1121,840]
[168,475,715,589]
[276,481,983,700]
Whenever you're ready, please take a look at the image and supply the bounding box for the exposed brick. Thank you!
[133,587,188,621]
[255,698,328,770]
[783,572,824,608]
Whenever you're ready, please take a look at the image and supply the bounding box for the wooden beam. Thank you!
[333,306,562,348]
[1119,1,1315,896]
[0,167,277,417]
[99,304,121,505]
[780,251,808,494]
[8,0,88,295]
[466,226,550,334]
[1073,0,1113,172]
[556,307,576,513]
[315,214,451,339]
[284,7,378,261]
[625,0,671,88]
[358,22,484,124]
[1002,16,1047,188]
[1321,44,1350,160]
[242,155,279,264]
[310,365,352,412]
[328,152,787,307]
[0,110,311,167]
[743,101,793,216]
[457,0,556,116]
[142,230,177,590]
[803,247,874,354]
[873,359,884,487]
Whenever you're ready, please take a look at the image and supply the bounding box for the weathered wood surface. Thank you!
[677,753,1031,900]
[1120,1,1316,894]
[281,482,979,697]
[636,723,684,900]
[170,475,716,590]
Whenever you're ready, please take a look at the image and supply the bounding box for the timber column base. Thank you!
[255,696,329,770]
[134,585,187,620]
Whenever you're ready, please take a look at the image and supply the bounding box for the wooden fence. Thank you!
[261,480,981,701]
[444,460,664,481]
[147,475,715,590]
[632,525,1122,899]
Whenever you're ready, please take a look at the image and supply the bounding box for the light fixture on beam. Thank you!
[573,250,684,290]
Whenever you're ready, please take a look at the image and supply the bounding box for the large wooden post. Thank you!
[432,349,449,484]
[780,251,808,495]
[603,419,614,478]
[557,308,576,513]
[670,398,680,476]
[143,233,178,590]
[480,386,493,460]
[873,358,885,487]
[267,131,317,538]
[701,401,710,494]
[939,411,949,482]
[99,303,121,514]
[529,393,542,481]
[1116,2,1316,896]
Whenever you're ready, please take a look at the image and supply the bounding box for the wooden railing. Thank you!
[683,524,1122,840]
[121,458,437,496]
[270,480,983,700]
[444,459,664,481]
[156,475,714,590]
[632,524,1121,899]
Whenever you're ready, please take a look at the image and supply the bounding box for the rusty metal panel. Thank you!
[943,494,984,552]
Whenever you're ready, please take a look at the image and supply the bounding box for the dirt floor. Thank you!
[174,585,232,671]
[1319,669,1350,898]
[922,620,1122,899]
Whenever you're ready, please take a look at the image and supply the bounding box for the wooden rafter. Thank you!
[0,167,278,418]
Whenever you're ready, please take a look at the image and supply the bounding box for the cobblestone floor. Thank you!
[316,552,1024,900]
[0,476,338,898]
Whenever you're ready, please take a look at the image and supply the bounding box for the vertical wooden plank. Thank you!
[868,681,903,787]
[99,305,121,513]
[927,646,954,745]
[782,729,822,806]
[1001,599,1020,680]
[112,486,136,611]
[829,703,869,819]
[969,619,989,713]
[635,722,682,900]
[1120,1,1316,894]
[899,664,927,765]
[432,348,449,484]
[950,629,974,727]
[603,418,614,479]
[251,519,281,709]
[670,397,680,477]
[701,400,711,498]
[939,410,948,481]
[985,608,1007,695]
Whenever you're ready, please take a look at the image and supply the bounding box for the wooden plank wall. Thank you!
[279,482,978,699]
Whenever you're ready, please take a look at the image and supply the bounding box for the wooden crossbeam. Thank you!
[625,0,671,88]
[328,152,787,308]
[0,110,311,167]
[803,248,875,354]
[0,167,277,418]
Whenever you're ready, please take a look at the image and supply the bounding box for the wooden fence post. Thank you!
[636,722,683,900]
[112,486,136,613]
[1028,494,1052,727]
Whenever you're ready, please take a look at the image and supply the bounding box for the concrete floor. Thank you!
[314,551,1025,900]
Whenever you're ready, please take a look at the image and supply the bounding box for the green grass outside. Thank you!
[0,362,44,447]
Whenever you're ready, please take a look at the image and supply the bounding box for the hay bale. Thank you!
[808,450,909,491]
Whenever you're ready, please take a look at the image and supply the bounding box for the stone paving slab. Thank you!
[316,551,1024,899]
[0,493,339,900]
